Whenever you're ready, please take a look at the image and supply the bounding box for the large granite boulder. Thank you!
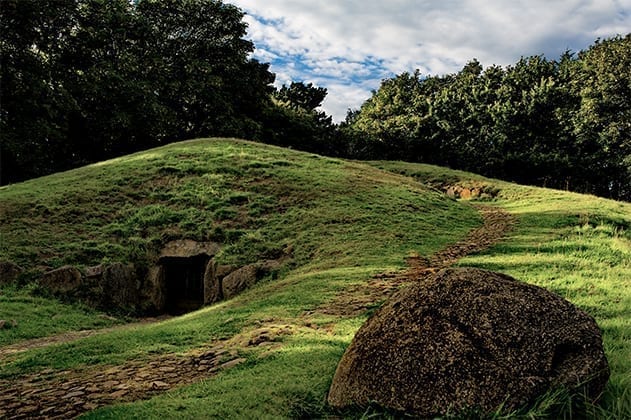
[328,267,609,417]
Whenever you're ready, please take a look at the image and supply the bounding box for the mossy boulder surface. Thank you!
[328,267,609,416]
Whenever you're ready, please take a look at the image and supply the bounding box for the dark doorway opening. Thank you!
[161,255,209,315]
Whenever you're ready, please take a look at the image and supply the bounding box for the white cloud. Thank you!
[233,0,631,121]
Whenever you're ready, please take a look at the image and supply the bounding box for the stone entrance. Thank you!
[161,255,210,315]
[154,240,221,315]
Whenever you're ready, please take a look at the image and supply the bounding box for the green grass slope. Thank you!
[1,140,629,418]
[374,161,631,418]
[0,138,480,415]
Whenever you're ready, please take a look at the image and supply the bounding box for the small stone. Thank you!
[219,358,247,370]
[39,406,57,415]
[109,389,128,399]
[84,402,99,411]
[151,381,169,389]
[17,405,39,414]
[101,380,120,388]
[62,391,85,399]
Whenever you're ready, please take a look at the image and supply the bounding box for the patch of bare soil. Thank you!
[315,204,516,316]
[0,204,514,419]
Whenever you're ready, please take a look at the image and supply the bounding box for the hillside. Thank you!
[1,138,629,418]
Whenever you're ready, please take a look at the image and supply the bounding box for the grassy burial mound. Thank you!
[0,139,479,316]
[0,139,629,418]
[0,138,480,416]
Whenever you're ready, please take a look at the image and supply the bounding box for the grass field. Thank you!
[1,139,629,418]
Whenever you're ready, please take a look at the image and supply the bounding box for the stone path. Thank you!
[0,204,514,419]
[0,324,293,419]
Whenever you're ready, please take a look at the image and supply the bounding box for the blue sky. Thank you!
[231,0,630,121]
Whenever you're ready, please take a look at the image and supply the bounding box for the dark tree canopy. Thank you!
[0,0,278,184]
[344,34,631,201]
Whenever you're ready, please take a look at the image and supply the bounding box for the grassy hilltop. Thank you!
[0,138,629,418]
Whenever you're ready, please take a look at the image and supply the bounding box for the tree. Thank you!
[264,82,337,155]
[0,0,277,184]
[346,35,631,201]
[571,35,631,199]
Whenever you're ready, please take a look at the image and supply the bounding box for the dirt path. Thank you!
[0,204,515,419]
[0,316,172,360]
[316,204,515,316]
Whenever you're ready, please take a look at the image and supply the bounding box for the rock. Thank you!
[109,389,128,399]
[143,265,167,312]
[459,187,472,199]
[151,381,169,389]
[204,263,237,304]
[160,240,220,258]
[203,260,221,304]
[218,358,247,370]
[216,264,237,279]
[103,263,139,308]
[328,267,609,417]
[39,266,82,294]
[0,319,14,329]
[85,265,104,278]
[0,261,23,285]
[62,391,86,399]
[221,260,280,300]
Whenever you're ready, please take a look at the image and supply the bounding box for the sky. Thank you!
[231,0,631,121]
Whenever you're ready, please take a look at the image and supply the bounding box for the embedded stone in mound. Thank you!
[102,263,139,308]
[159,240,220,258]
[39,266,83,293]
[222,260,281,299]
[0,261,23,285]
[328,267,609,417]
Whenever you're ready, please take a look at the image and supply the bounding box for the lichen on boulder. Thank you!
[328,267,609,417]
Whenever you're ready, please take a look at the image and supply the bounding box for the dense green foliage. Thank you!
[0,0,336,184]
[345,35,631,201]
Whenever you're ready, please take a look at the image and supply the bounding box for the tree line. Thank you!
[0,0,334,185]
[2,1,629,201]
[342,35,631,201]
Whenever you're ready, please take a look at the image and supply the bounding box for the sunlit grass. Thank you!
[2,142,629,418]
[376,161,631,418]
[0,139,479,419]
